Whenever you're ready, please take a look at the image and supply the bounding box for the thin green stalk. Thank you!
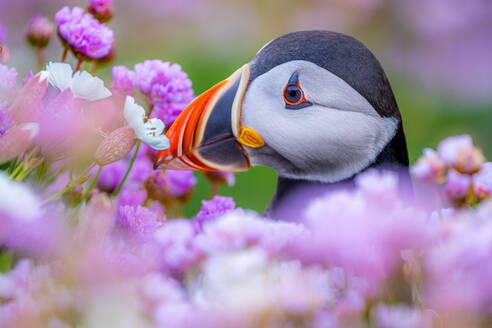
[82,165,102,203]
[16,159,43,181]
[113,141,141,197]
[9,162,24,179]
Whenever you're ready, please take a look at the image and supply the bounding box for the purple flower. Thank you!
[164,170,196,197]
[371,305,433,328]
[26,14,54,48]
[54,7,84,26]
[195,196,236,228]
[473,162,492,200]
[56,7,114,59]
[134,59,193,126]
[111,65,135,94]
[0,63,17,94]
[443,169,471,203]
[127,156,154,187]
[96,160,127,192]
[411,148,445,183]
[0,102,12,136]
[88,0,114,23]
[119,205,163,239]
[437,135,485,173]
[117,188,147,207]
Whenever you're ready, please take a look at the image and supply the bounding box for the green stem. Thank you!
[16,159,43,181]
[43,183,75,204]
[9,162,24,179]
[113,141,141,197]
[82,165,102,203]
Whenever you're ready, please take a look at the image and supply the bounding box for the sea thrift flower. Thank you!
[112,65,135,94]
[95,160,127,192]
[123,96,170,150]
[0,63,17,99]
[473,162,492,200]
[0,123,39,164]
[11,72,48,122]
[0,103,12,135]
[437,135,485,173]
[195,196,236,228]
[94,126,136,165]
[411,148,446,182]
[26,14,54,48]
[119,205,163,240]
[443,169,471,204]
[42,62,111,101]
[88,0,114,23]
[134,59,193,126]
[163,170,196,197]
[56,7,114,59]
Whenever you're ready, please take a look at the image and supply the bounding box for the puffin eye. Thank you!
[283,72,312,110]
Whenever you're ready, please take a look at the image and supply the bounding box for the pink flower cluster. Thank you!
[412,134,490,206]
[55,6,113,59]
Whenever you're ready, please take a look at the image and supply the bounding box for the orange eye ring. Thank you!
[283,72,312,109]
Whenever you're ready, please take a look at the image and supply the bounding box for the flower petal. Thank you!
[71,71,112,101]
[123,96,145,131]
[140,134,170,150]
[45,62,73,91]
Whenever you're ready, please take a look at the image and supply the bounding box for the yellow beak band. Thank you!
[237,127,265,148]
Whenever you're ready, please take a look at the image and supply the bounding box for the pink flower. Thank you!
[195,196,236,228]
[411,148,446,182]
[443,169,471,204]
[473,162,492,200]
[118,205,163,241]
[88,0,114,23]
[56,7,114,59]
[111,65,135,94]
[437,135,485,173]
[0,123,39,164]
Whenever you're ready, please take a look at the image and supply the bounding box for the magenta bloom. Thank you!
[411,148,445,182]
[164,170,197,197]
[473,162,492,200]
[443,169,471,203]
[96,160,127,192]
[134,59,193,126]
[56,7,114,59]
[88,0,114,23]
[195,196,236,227]
[437,135,485,173]
[0,103,12,136]
[26,14,54,48]
[119,205,163,239]
[0,63,17,95]
[111,65,135,94]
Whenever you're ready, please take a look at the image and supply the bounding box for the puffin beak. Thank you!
[155,64,262,171]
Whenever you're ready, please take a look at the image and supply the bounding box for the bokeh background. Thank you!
[1,0,491,215]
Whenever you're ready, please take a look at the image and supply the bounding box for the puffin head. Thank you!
[155,31,408,184]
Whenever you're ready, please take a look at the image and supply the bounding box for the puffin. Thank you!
[155,30,410,220]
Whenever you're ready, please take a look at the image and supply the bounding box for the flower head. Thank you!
[0,102,12,136]
[443,169,472,205]
[119,205,163,240]
[88,0,114,23]
[411,148,446,183]
[195,196,236,228]
[0,63,17,99]
[42,62,111,101]
[123,96,170,150]
[112,65,135,94]
[473,162,492,200]
[134,60,193,126]
[56,7,114,59]
[438,135,485,173]
[163,170,196,197]
[26,14,54,48]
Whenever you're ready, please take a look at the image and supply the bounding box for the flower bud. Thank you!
[94,126,136,165]
[204,171,235,186]
[0,122,39,164]
[26,14,55,48]
[443,169,471,206]
[88,0,114,23]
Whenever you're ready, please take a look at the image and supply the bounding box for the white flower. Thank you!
[123,96,170,150]
[0,172,42,221]
[42,62,111,101]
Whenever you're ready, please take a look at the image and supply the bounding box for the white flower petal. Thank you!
[45,62,73,91]
[123,96,146,131]
[71,71,112,101]
[123,96,170,150]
